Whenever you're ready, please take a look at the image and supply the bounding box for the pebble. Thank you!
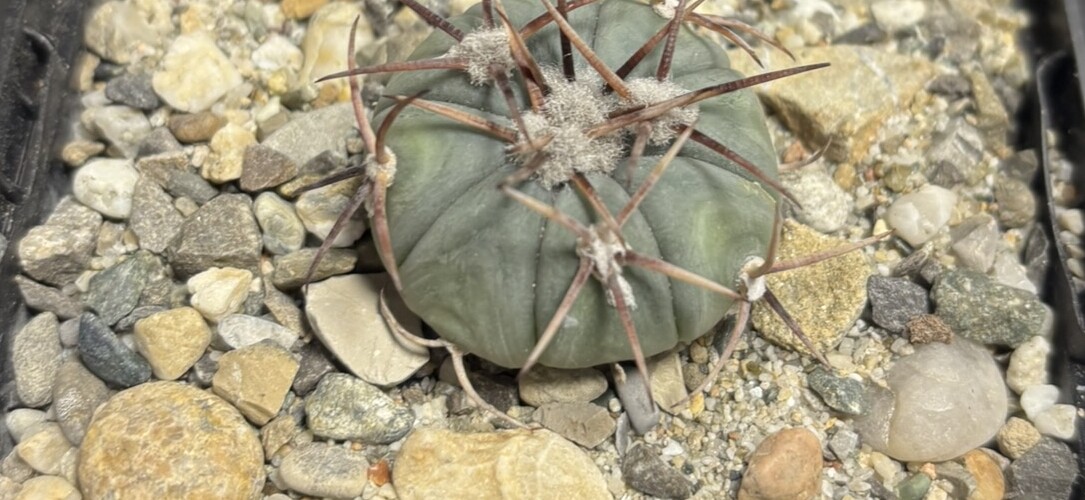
[866,275,929,333]
[949,214,1001,273]
[885,185,957,246]
[962,449,1005,500]
[807,368,865,415]
[997,417,1042,459]
[254,192,306,255]
[263,282,306,334]
[1006,335,1049,394]
[518,366,608,406]
[272,247,358,290]
[73,158,140,219]
[924,118,985,187]
[129,178,184,253]
[261,414,298,457]
[153,33,243,113]
[105,72,160,110]
[1031,404,1076,440]
[827,428,859,460]
[14,475,80,500]
[240,144,298,192]
[617,443,693,499]
[869,450,902,482]
[781,164,852,233]
[212,341,299,425]
[16,208,99,287]
[82,1,166,64]
[187,267,254,323]
[253,34,304,72]
[137,127,183,156]
[168,194,263,277]
[932,269,1045,347]
[1057,208,1084,234]
[204,123,257,183]
[751,220,871,355]
[292,342,337,395]
[133,307,211,380]
[84,105,152,158]
[15,422,72,475]
[394,428,610,500]
[729,45,935,164]
[299,2,373,96]
[613,363,661,435]
[61,139,105,167]
[279,442,369,498]
[187,351,220,388]
[895,473,931,500]
[738,428,823,500]
[1006,437,1076,499]
[168,111,227,143]
[215,313,298,351]
[5,409,47,443]
[991,250,1037,293]
[52,357,111,445]
[263,102,356,166]
[305,373,414,444]
[854,340,1006,462]
[870,0,927,33]
[905,314,954,344]
[85,250,159,325]
[78,312,152,388]
[78,382,264,499]
[927,74,972,99]
[994,177,1036,229]
[1020,384,1060,420]
[294,177,368,247]
[12,312,61,407]
[534,402,616,448]
[282,0,329,20]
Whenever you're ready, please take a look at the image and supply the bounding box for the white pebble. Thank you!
[1007,336,1050,394]
[885,185,957,246]
[153,33,243,113]
[1020,384,1060,420]
[1032,404,1077,440]
[252,34,303,72]
[187,267,253,323]
[73,158,139,219]
[870,0,927,34]
[1058,208,1085,235]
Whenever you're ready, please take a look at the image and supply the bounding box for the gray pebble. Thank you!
[292,342,336,396]
[933,269,1045,347]
[104,72,159,110]
[85,105,151,158]
[827,428,860,460]
[137,127,183,157]
[187,351,221,388]
[271,248,357,290]
[263,102,355,166]
[994,177,1036,229]
[279,442,368,499]
[52,357,111,445]
[621,444,694,499]
[1006,438,1076,499]
[114,305,168,332]
[832,22,887,45]
[613,364,660,435]
[446,371,519,415]
[130,178,184,253]
[533,402,616,448]
[925,118,985,187]
[926,74,971,99]
[17,199,100,287]
[781,164,851,233]
[277,150,349,198]
[305,373,414,444]
[949,214,1000,273]
[254,192,305,255]
[14,275,84,319]
[78,312,152,388]
[135,152,218,204]
[240,144,298,192]
[85,251,160,325]
[867,275,929,334]
[59,318,81,348]
[13,313,62,407]
[807,367,866,415]
[168,194,263,278]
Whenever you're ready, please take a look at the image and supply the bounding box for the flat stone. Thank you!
[130,177,184,253]
[867,275,929,334]
[187,267,254,322]
[933,269,1045,348]
[305,372,414,444]
[15,423,72,476]
[169,194,263,278]
[1006,438,1076,500]
[751,220,871,356]
[294,175,368,247]
[738,428,823,500]
[279,442,368,499]
[153,33,243,113]
[78,312,152,388]
[394,428,610,500]
[52,358,111,446]
[807,367,865,415]
[997,417,1042,460]
[949,214,1000,273]
[14,275,83,319]
[272,248,357,290]
[781,163,852,233]
[730,45,935,163]
[12,312,61,407]
[169,111,227,143]
[621,443,695,499]
[886,185,958,246]
[136,151,220,204]
[105,72,160,110]
[254,192,305,255]
[13,475,79,500]
[263,102,356,166]
[534,402,616,448]
[240,144,298,192]
[203,123,257,183]
[305,274,428,386]
[264,282,306,334]
[649,350,687,415]
[215,313,298,351]
[79,382,264,499]
[613,363,661,435]
[133,307,211,380]
[1006,335,1049,394]
[73,158,140,219]
[85,250,160,325]
[213,341,299,425]
[17,223,98,287]
[84,105,152,158]
[518,366,608,407]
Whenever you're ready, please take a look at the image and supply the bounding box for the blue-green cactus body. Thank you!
[375,0,777,369]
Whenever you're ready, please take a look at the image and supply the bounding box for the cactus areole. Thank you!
[373,0,781,369]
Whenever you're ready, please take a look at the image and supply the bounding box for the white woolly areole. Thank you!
[517,69,623,189]
[653,0,681,19]
[577,226,637,310]
[363,148,396,213]
[740,256,767,302]
[447,28,515,85]
[624,78,699,145]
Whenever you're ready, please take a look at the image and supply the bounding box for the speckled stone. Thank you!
[130,177,184,253]
[1006,438,1076,499]
[78,312,152,388]
[905,314,954,344]
[751,220,871,356]
[212,341,299,425]
[12,312,62,407]
[85,250,160,325]
[271,248,357,290]
[867,275,929,334]
[168,194,263,278]
[279,442,368,499]
[52,357,111,445]
[105,72,159,110]
[738,428,823,500]
[14,275,85,320]
[534,402,616,448]
[263,103,356,167]
[518,366,608,407]
[394,428,610,500]
[240,144,298,192]
[933,269,1045,348]
[17,199,100,287]
[305,373,413,444]
[621,443,695,499]
[781,163,852,233]
[997,416,1042,459]
[79,382,264,499]
[133,307,211,380]
[807,367,865,415]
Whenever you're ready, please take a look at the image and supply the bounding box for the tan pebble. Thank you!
[212,341,299,425]
[281,0,329,20]
[738,428,823,500]
[962,449,1004,500]
[15,475,79,500]
[996,417,1041,459]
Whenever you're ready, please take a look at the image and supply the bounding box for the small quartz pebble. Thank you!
[73,158,140,219]
[204,123,257,183]
[394,428,610,500]
[534,402,616,448]
[14,475,80,500]
[16,422,73,475]
[133,307,211,380]
[84,105,152,158]
[82,0,167,63]
[305,274,428,386]
[621,444,695,499]
[294,178,368,247]
[933,269,1045,348]
[518,366,608,406]
[78,313,152,388]
[870,0,927,33]
[253,34,304,71]
[279,442,369,499]
[13,312,61,408]
[215,313,298,351]
[5,409,47,443]
[299,2,373,96]
[305,373,414,444]
[997,417,1042,459]
[52,358,111,445]
[253,192,306,255]
[187,267,254,322]
[272,248,358,290]
[738,428,822,500]
[885,185,957,246]
[949,214,1000,273]
[1006,438,1076,499]
[1020,384,1059,420]
[79,382,264,499]
[240,144,298,192]
[1006,335,1049,394]
[261,414,298,457]
[212,341,299,425]
[1031,404,1076,440]
[867,275,929,333]
[781,163,851,232]
[153,33,243,113]
[169,111,227,143]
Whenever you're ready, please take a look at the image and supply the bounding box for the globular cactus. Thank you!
[311,0,874,415]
